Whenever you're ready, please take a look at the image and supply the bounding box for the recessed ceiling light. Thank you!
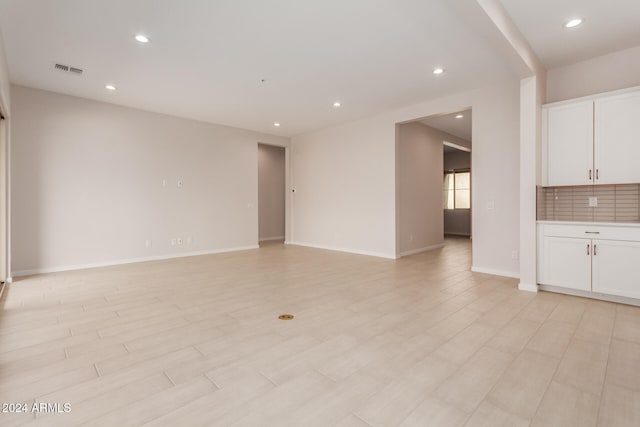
[333,101,341,107]
[564,18,583,28]
[433,67,445,75]
[105,84,117,91]
[455,114,464,119]
[135,34,150,43]
[273,122,281,127]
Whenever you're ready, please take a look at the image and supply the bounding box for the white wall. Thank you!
[291,116,396,258]
[258,144,285,241]
[292,81,521,276]
[444,150,472,236]
[398,122,444,255]
[547,45,640,103]
[0,30,9,115]
[10,85,289,275]
[0,31,9,282]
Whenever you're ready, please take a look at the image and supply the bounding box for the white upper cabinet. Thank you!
[542,86,640,187]
[544,101,594,186]
[594,91,640,184]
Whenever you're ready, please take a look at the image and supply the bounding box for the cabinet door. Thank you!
[540,236,591,290]
[594,91,640,184]
[545,101,594,186]
[592,239,640,299]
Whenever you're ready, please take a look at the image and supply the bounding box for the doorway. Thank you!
[443,143,472,237]
[396,108,472,259]
[257,143,286,245]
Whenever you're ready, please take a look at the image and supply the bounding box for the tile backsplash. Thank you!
[537,184,640,223]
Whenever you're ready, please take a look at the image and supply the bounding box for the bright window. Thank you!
[443,170,470,209]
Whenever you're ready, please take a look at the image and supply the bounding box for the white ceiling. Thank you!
[420,109,472,143]
[500,0,640,68]
[0,0,516,136]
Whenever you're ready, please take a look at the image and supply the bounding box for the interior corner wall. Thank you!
[258,144,285,241]
[444,150,472,237]
[546,45,640,103]
[10,85,289,275]
[292,81,520,277]
[397,122,444,256]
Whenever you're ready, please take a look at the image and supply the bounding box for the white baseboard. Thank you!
[471,265,520,279]
[444,232,471,237]
[399,243,444,257]
[259,236,285,242]
[539,284,640,307]
[518,282,539,293]
[289,241,397,259]
[11,245,260,277]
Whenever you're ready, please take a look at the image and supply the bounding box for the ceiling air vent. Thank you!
[54,62,84,75]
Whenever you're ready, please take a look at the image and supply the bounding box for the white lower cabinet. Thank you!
[592,239,640,299]
[541,237,591,291]
[538,223,640,300]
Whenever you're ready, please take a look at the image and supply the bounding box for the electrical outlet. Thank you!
[589,197,598,207]
[171,238,176,246]
[145,239,152,248]
[511,250,519,260]
[186,236,192,245]
[162,179,167,187]
[487,201,495,210]
[409,234,414,241]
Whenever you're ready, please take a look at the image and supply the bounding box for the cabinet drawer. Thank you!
[541,223,640,241]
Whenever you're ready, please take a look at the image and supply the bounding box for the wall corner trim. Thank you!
[471,265,520,279]
[399,243,444,257]
[258,236,285,242]
[518,282,539,293]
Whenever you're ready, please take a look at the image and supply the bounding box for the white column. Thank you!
[519,75,544,292]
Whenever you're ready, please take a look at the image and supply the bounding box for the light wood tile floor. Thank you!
[1,237,639,426]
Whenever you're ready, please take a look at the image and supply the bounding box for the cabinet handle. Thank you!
[596,169,599,180]
[594,244,597,256]
[585,231,600,234]
[587,244,590,255]
[589,169,592,180]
